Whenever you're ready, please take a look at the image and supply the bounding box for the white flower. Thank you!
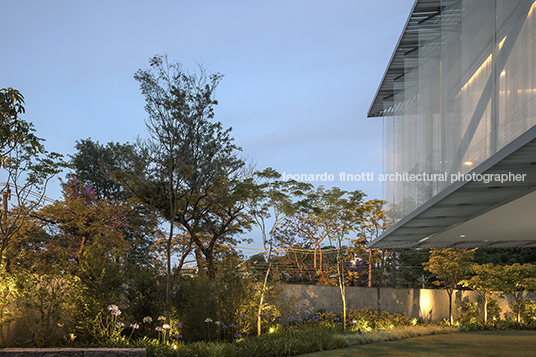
[158,316,166,321]
[163,324,171,330]
[205,318,213,323]
[143,316,153,323]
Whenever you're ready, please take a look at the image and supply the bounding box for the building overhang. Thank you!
[367,0,457,118]
[369,124,536,248]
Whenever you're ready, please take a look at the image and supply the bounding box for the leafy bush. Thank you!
[72,250,127,343]
[13,271,82,346]
[283,308,413,333]
[346,308,412,331]
[172,254,289,341]
[0,268,16,328]
[124,262,166,339]
[458,302,480,325]
[519,299,536,324]
[134,326,348,357]
[487,298,502,322]
[132,324,456,357]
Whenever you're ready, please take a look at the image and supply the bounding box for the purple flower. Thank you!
[240,313,246,318]
[229,323,236,328]
[174,323,183,329]
[334,317,340,321]
[234,333,242,338]
[115,322,124,328]
[130,323,139,329]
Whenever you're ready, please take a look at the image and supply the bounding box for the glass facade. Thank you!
[381,0,536,223]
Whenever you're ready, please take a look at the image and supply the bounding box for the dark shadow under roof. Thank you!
[369,124,536,248]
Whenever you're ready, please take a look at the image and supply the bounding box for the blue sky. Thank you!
[2,0,414,249]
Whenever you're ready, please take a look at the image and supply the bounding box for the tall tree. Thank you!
[36,175,130,271]
[314,187,363,330]
[351,199,388,288]
[119,54,249,330]
[351,199,390,312]
[247,168,311,335]
[286,206,330,272]
[70,139,129,201]
[498,263,536,323]
[423,248,475,324]
[0,88,65,270]
[70,138,159,267]
[0,88,43,167]
[460,263,502,324]
[293,187,364,329]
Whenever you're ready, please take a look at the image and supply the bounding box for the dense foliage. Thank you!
[3,66,536,354]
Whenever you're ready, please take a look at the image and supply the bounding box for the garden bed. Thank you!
[0,348,146,357]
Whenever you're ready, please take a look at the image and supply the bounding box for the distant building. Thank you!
[368,0,536,248]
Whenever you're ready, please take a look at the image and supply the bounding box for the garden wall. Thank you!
[281,285,536,321]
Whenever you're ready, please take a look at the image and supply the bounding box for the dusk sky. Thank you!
[2,0,415,250]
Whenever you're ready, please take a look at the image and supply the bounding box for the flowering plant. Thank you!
[90,304,125,343]
[91,304,143,344]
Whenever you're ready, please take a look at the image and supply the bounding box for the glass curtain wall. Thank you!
[383,0,536,223]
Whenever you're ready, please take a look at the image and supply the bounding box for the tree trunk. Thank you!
[484,298,488,324]
[257,262,271,335]
[391,249,396,288]
[202,246,216,280]
[194,247,205,277]
[448,289,453,325]
[368,249,372,288]
[313,245,317,270]
[165,223,173,341]
[376,285,381,314]
[336,250,346,330]
[319,246,323,271]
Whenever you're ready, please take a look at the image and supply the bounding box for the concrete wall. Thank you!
[281,284,536,321]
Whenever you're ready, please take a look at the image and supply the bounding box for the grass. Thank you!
[300,330,536,356]
[133,325,455,357]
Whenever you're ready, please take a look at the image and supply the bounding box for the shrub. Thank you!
[0,268,16,329]
[520,299,536,324]
[132,324,456,357]
[487,298,502,322]
[13,271,82,346]
[173,254,290,341]
[458,302,480,325]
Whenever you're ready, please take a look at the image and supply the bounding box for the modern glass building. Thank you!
[369,0,536,248]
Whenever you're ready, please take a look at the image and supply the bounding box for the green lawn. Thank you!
[300,330,536,357]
